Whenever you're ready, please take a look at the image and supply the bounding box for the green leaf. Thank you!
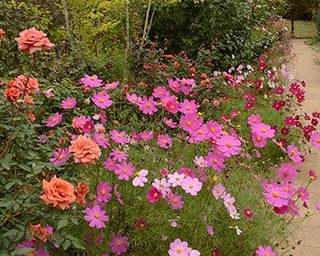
[57,219,68,230]
[0,154,15,170]
[71,239,85,250]
[2,229,18,237]
[12,247,35,255]
[62,239,72,250]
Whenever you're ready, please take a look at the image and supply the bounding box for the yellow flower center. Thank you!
[117,241,123,247]
[90,76,96,80]
[189,184,194,189]
[123,168,128,173]
[186,121,192,126]
[272,191,279,198]
[94,213,100,219]
[226,142,232,148]
[261,128,267,133]
[198,129,203,135]
[177,248,182,253]
[99,98,105,103]
[101,189,106,195]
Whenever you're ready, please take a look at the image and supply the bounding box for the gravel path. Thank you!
[281,39,320,256]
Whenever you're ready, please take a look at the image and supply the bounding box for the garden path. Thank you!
[281,39,320,256]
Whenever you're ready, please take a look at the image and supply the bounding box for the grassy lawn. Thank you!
[283,19,318,39]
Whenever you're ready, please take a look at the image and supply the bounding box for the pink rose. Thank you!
[15,27,54,54]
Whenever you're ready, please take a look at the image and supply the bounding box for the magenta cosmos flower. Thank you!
[80,74,103,87]
[147,187,162,204]
[97,182,112,203]
[109,233,128,255]
[109,129,129,144]
[61,97,77,109]
[114,161,135,181]
[216,135,241,157]
[168,238,189,256]
[310,132,320,148]
[46,112,62,127]
[287,144,303,164]
[84,205,109,229]
[137,96,158,115]
[92,91,113,109]
[49,148,69,165]
[263,183,290,207]
[157,134,173,149]
[255,245,276,256]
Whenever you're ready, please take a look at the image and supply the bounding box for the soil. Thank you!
[280,39,320,256]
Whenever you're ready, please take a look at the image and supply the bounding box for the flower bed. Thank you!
[0,22,320,256]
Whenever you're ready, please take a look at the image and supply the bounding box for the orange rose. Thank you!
[69,135,101,166]
[4,87,20,102]
[14,74,39,93]
[40,175,76,210]
[28,223,48,242]
[0,29,5,40]
[15,27,54,54]
[74,182,90,205]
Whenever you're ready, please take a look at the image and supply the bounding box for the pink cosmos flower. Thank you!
[181,176,202,196]
[255,245,276,256]
[132,169,149,187]
[80,74,103,88]
[190,124,209,143]
[162,117,178,128]
[147,187,162,204]
[263,183,290,207]
[61,97,77,109]
[72,116,91,133]
[251,132,267,148]
[114,161,135,181]
[126,93,140,104]
[82,120,94,133]
[206,120,223,140]
[247,114,262,126]
[205,151,226,172]
[309,170,317,181]
[216,135,241,157]
[152,178,171,196]
[168,238,189,256]
[97,182,112,203]
[104,81,119,90]
[193,156,207,168]
[110,129,129,144]
[84,205,109,229]
[297,187,309,203]
[179,99,199,114]
[166,191,184,210]
[167,172,185,187]
[92,91,113,109]
[109,234,128,255]
[179,113,203,134]
[152,86,170,99]
[50,148,69,165]
[157,134,173,149]
[46,112,62,127]
[277,163,297,181]
[137,96,158,115]
[287,144,303,164]
[212,183,226,200]
[163,95,180,114]
[168,79,181,93]
[178,167,196,178]
[223,193,236,213]
[251,123,275,139]
[139,131,153,141]
[93,132,110,148]
[104,157,117,171]
[310,132,320,148]
[110,148,128,162]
